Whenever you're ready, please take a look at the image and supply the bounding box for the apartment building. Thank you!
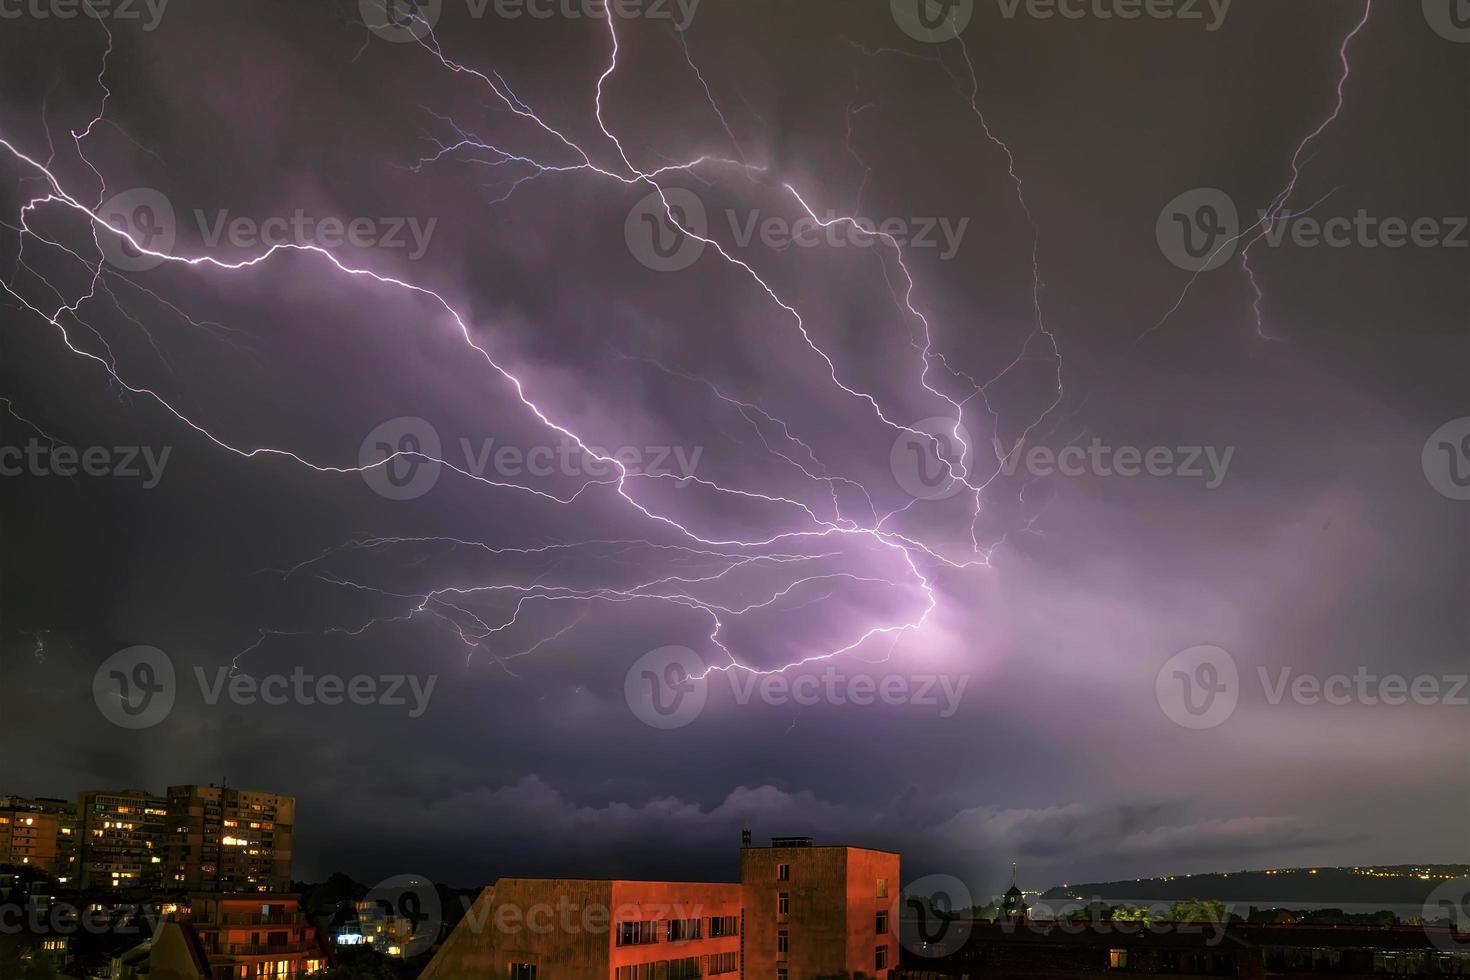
[165,785,295,892]
[146,892,331,979]
[77,790,169,891]
[1,785,292,893]
[419,836,900,980]
[0,796,75,878]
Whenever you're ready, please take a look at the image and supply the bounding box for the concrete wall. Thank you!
[741,845,899,980]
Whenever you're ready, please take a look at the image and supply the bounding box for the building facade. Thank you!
[0,796,74,878]
[77,790,170,891]
[420,837,900,980]
[147,892,331,979]
[741,837,899,980]
[165,785,295,892]
[1,785,291,893]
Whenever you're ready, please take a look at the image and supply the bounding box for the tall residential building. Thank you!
[77,790,169,890]
[0,796,73,877]
[165,785,295,892]
[420,836,900,980]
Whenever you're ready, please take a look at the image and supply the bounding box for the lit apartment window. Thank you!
[875,945,888,971]
[509,964,537,980]
[1109,949,1128,969]
[777,863,790,881]
[777,930,788,957]
[875,910,888,934]
[777,893,789,916]
[876,877,888,898]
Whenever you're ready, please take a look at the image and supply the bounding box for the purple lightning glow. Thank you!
[0,3,1374,686]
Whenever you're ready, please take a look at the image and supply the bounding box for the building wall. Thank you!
[609,880,743,979]
[740,844,899,980]
[0,798,66,874]
[422,879,745,980]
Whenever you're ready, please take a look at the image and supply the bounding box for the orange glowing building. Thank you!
[421,836,900,980]
[147,892,332,979]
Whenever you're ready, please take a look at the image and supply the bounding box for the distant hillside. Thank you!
[1040,865,1468,909]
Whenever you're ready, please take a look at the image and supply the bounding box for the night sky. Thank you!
[0,0,1465,900]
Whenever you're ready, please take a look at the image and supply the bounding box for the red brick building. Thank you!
[421,837,900,980]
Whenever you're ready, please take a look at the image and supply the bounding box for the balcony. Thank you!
[203,912,306,926]
[218,940,315,956]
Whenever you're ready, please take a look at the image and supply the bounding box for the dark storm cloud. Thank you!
[0,0,1464,903]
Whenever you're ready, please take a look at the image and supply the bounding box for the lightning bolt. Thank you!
[0,4,1149,685]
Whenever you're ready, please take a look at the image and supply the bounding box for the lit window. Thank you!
[1109,949,1128,969]
[876,877,888,898]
